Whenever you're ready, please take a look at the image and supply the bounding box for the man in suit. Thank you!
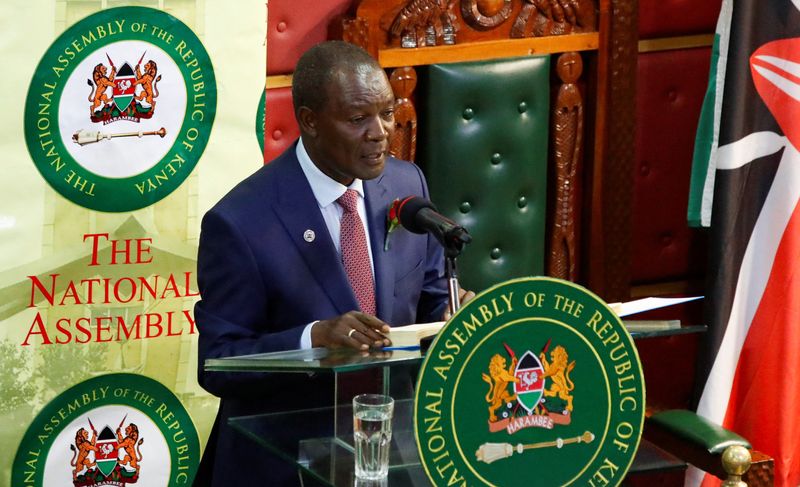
[194,41,467,486]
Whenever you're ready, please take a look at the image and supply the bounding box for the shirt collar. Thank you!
[296,138,364,209]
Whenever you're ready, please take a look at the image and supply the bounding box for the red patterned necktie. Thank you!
[337,189,376,315]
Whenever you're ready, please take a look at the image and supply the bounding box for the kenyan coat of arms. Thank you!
[482,340,577,434]
[70,416,144,486]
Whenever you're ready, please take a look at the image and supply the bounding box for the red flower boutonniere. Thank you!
[385,198,401,251]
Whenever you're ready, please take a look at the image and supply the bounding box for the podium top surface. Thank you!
[203,326,705,373]
[204,347,424,373]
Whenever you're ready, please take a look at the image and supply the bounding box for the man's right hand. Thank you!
[311,311,391,350]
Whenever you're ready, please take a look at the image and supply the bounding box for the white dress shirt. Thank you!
[296,138,376,348]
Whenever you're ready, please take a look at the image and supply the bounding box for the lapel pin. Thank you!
[303,229,315,242]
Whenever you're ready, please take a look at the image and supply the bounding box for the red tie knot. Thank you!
[337,189,359,213]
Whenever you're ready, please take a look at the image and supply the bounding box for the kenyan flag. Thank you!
[689,1,800,485]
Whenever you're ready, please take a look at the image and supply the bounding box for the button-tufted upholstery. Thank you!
[638,0,722,39]
[267,0,351,75]
[632,48,711,284]
[264,87,300,163]
[265,0,350,162]
[419,57,550,293]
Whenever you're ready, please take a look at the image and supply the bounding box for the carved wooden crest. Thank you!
[461,0,514,30]
[345,0,598,51]
[511,0,597,38]
[384,0,457,48]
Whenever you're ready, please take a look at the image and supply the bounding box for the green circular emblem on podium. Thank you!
[415,277,645,486]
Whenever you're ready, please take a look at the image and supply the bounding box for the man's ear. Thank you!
[296,106,317,137]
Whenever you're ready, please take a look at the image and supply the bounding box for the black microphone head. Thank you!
[397,196,436,234]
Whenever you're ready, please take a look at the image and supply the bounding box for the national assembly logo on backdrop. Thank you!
[24,7,216,212]
[11,374,200,487]
[415,277,645,486]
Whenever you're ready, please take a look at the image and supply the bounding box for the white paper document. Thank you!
[609,296,703,317]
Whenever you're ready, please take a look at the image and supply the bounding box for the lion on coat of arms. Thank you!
[540,345,575,411]
[482,354,519,422]
[70,427,98,480]
[87,63,116,115]
[116,423,144,474]
[134,60,161,108]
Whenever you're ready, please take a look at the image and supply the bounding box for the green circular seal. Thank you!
[24,7,216,212]
[415,277,645,487]
[256,88,265,154]
[12,373,200,486]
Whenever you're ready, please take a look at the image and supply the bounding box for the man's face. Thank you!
[305,67,395,185]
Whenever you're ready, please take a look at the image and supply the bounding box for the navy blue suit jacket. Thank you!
[194,143,448,486]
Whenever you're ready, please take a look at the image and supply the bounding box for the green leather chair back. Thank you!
[419,56,550,292]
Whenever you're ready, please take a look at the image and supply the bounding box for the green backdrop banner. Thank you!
[0,1,265,485]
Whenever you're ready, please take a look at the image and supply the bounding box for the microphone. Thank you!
[395,196,471,254]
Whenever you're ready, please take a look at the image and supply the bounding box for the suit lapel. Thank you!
[273,150,359,316]
[365,173,395,323]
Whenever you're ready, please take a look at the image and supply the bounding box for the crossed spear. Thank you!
[72,127,166,146]
[85,414,126,435]
[475,431,595,464]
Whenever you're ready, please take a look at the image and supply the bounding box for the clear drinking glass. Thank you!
[352,393,394,480]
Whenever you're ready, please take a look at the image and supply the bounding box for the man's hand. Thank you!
[443,288,477,320]
[311,311,391,350]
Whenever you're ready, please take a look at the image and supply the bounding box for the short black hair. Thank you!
[292,41,383,115]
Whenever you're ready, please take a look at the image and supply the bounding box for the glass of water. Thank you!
[353,393,394,480]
